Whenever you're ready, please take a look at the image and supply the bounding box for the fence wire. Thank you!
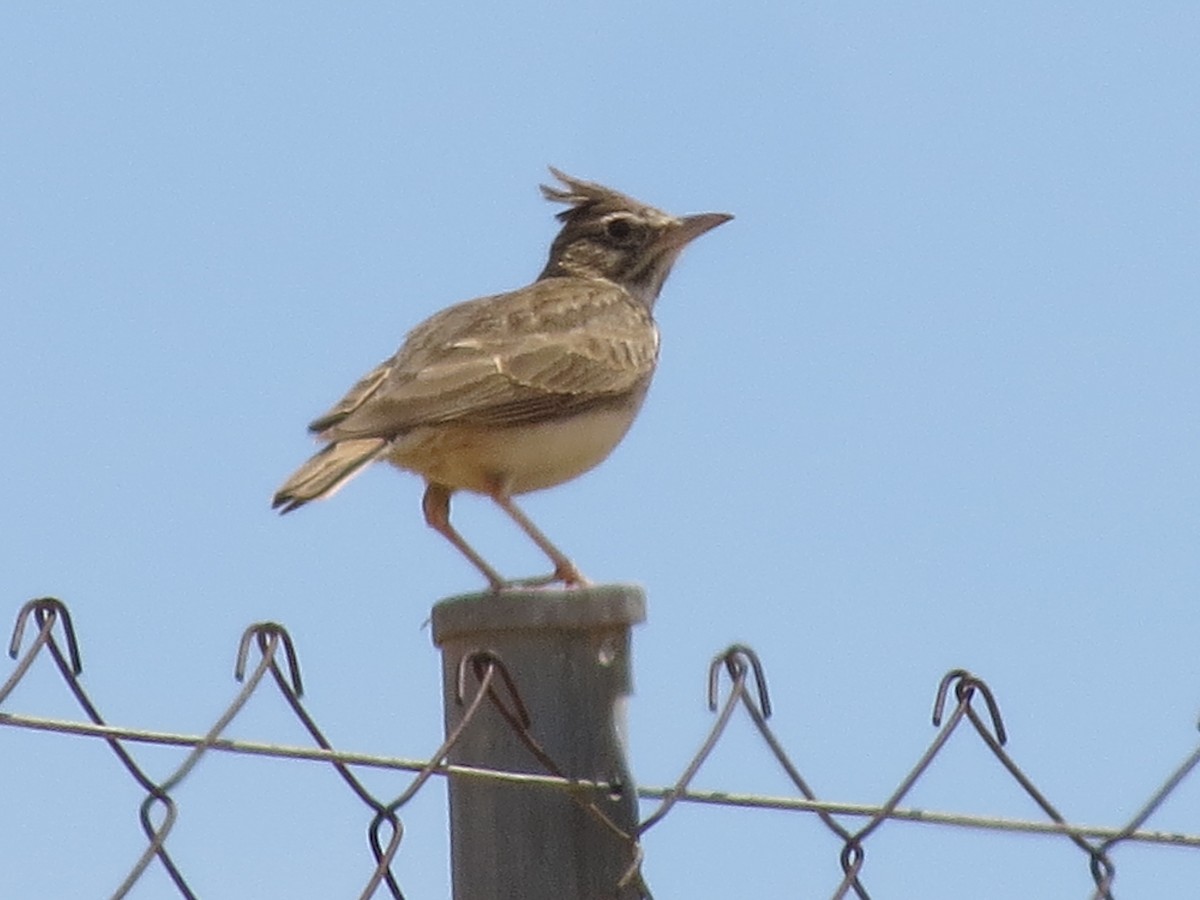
[3,596,1199,898]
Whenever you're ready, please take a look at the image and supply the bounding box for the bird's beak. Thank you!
[666,211,734,250]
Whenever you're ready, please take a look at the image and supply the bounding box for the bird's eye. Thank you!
[605,217,635,241]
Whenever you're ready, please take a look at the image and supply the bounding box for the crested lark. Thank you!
[273,168,731,589]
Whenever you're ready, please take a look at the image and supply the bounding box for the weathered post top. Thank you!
[431,582,646,642]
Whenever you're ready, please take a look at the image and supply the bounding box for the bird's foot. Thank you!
[496,563,591,591]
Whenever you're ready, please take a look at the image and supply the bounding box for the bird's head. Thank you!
[538,167,732,307]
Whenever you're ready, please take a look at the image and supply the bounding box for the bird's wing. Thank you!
[313,278,658,438]
[307,361,392,433]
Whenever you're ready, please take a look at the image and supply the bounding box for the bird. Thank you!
[272,167,732,590]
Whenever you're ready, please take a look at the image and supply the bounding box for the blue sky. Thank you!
[3,3,1199,897]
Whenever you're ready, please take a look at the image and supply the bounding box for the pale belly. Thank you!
[385,406,640,495]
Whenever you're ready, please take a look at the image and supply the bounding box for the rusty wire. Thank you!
[5,598,1200,898]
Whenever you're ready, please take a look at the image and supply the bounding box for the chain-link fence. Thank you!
[4,596,1199,898]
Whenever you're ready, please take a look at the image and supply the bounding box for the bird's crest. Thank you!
[540,167,647,223]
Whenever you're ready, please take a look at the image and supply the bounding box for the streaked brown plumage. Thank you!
[273,168,731,589]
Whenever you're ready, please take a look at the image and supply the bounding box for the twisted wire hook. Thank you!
[932,669,1007,745]
[708,644,772,719]
[8,597,82,673]
[235,621,303,697]
[456,649,532,729]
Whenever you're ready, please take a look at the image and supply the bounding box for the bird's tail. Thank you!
[272,438,389,513]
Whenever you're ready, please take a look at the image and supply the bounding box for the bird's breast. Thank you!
[385,401,645,495]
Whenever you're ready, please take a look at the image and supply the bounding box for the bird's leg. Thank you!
[422,482,506,591]
[489,490,590,587]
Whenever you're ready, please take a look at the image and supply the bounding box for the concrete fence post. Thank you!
[431,584,646,900]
